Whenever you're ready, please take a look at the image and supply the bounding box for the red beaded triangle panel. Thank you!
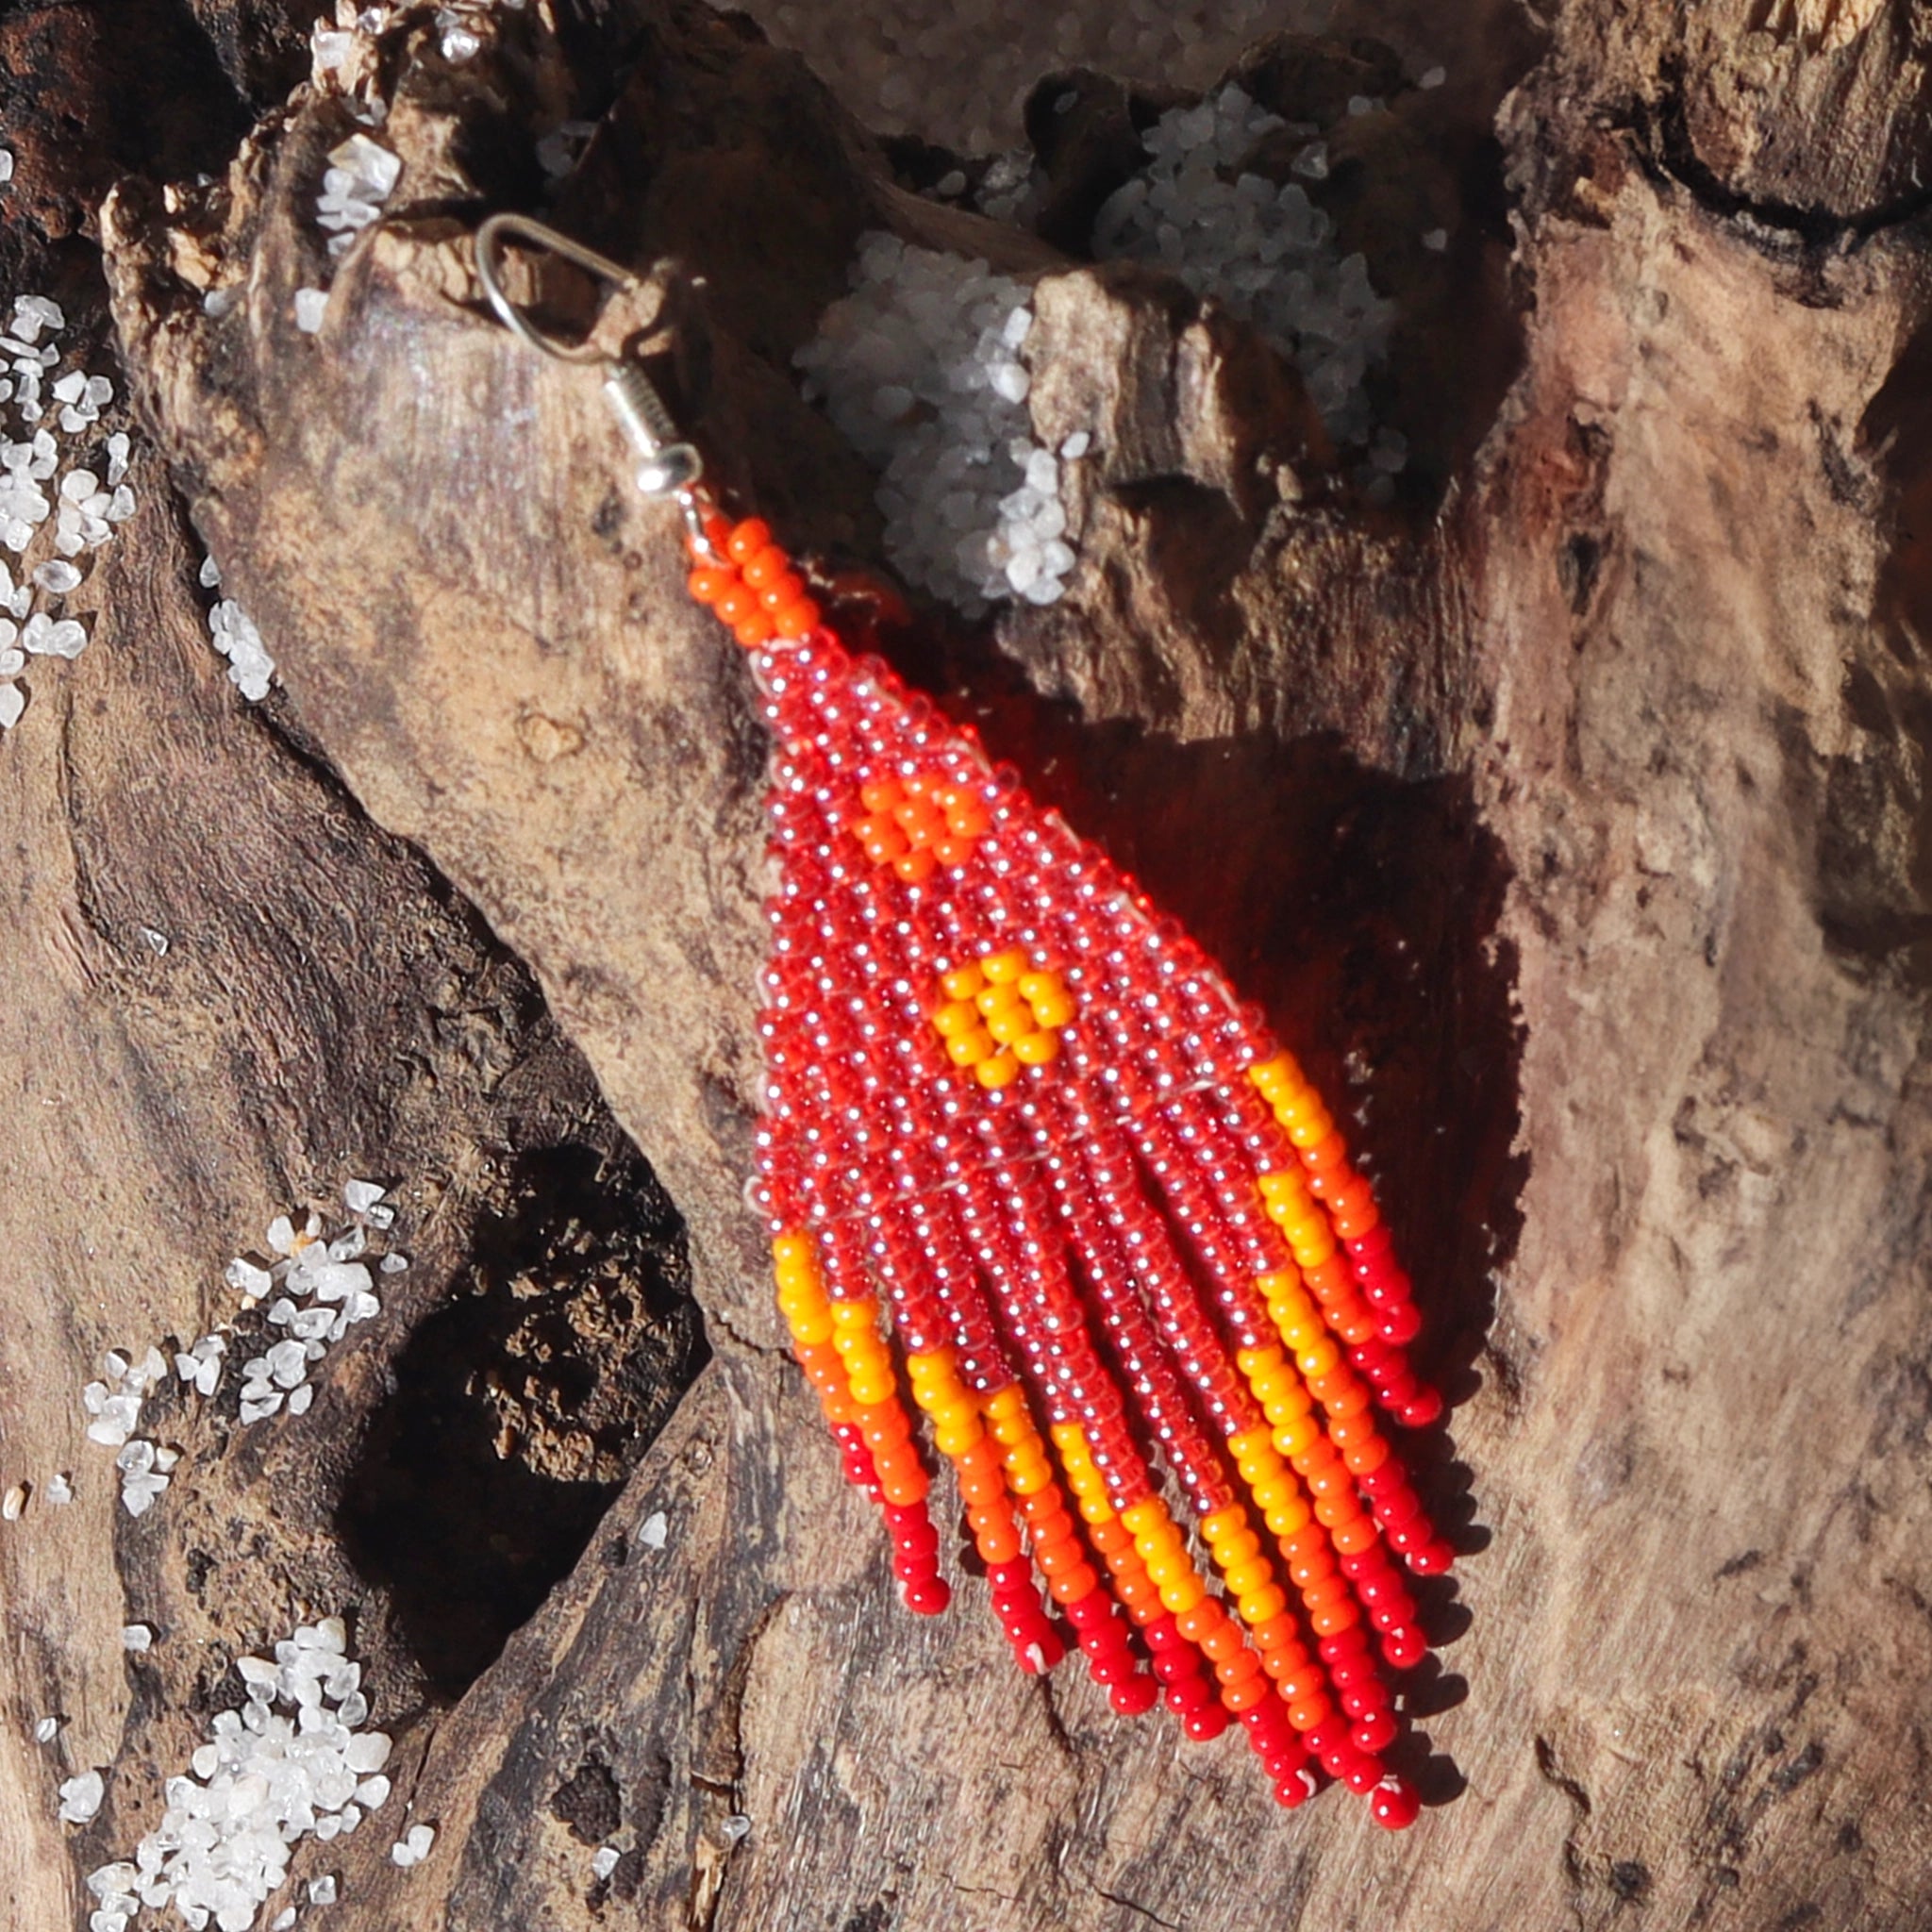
[693,514,1446,1831]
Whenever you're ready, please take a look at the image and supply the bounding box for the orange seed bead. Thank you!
[725,518,773,564]
[740,545,790,589]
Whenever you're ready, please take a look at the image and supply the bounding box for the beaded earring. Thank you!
[478,216,1450,1830]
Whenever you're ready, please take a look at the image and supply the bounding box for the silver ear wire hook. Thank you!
[475,211,709,525]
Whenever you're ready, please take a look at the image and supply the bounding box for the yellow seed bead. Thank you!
[1248,1054,1295,1095]
[1159,1574,1207,1615]
[1250,1370,1297,1407]
[1274,1416,1321,1457]
[1010,1030,1060,1066]
[1256,1173,1302,1204]
[1120,1498,1167,1537]
[1224,1556,1273,1596]
[1264,1496,1312,1537]
[1027,991,1076,1030]
[830,1300,877,1328]
[1251,1475,1297,1516]
[1133,1528,1183,1567]
[986,1004,1036,1045]
[946,1031,994,1067]
[935,1423,982,1457]
[1008,1458,1052,1495]
[932,1000,982,1039]
[1285,1111,1336,1149]
[1297,1341,1341,1379]
[986,1388,1027,1422]
[849,1373,894,1407]
[1271,1086,1324,1127]
[772,1232,814,1267]
[974,981,1024,1018]
[1201,1507,1248,1545]
[1144,1549,1188,1588]
[1238,1585,1291,1625]
[941,963,987,1000]
[1229,1428,1272,1462]
[1077,1493,1114,1525]
[1281,1322,1324,1355]
[975,1052,1020,1090]
[1049,1422,1086,1455]
[1213,1529,1263,1569]
[788,1310,833,1346]
[980,947,1029,984]
[1017,972,1058,1005]
[1236,1347,1284,1378]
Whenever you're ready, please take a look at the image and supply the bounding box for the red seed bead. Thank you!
[1274,1770,1317,1808]
[1379,1304,1424,1345]
[725,518,773,564]
[715,585,757,625]
[688,565,734,604]
[904,1575,951,1615]
[1110,1674,1160,1716]
[735,610,776,648]
[1408,1539,1457,1576]
[1338,1751,1384,1794]
[1372,1777,1422,1830]
[1305,1716,1351,1761]
[1382,1626,1430,1671]
[1352,1708,1399,1755]
[1184,1706,1231,1741]
[1398,1389,1445,1428]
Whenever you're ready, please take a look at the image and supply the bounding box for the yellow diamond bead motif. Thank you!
[928,948,1078,1090]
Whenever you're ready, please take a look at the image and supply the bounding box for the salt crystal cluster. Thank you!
[795,235,1084,616]
[80,1347,177,1516]
[315,133,402,258]
[0,294,136,732]
[197,553,276,702]
[232,1184,402,1424]
[1092,85,1399,461]
[83,1617,392,1932]
[75,1182,404,1517]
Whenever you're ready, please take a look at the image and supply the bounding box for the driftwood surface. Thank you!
[1,0,1929,1927]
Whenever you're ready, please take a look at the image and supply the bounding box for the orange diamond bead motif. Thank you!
[850,772,992,884]
[930,948,1078,1090]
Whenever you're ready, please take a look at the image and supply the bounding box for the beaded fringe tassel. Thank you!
[690,513,1449,1830]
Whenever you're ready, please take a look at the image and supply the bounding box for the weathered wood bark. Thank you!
[3,0,1931,1926]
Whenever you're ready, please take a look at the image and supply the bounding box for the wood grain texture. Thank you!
[0,0,1926,1926]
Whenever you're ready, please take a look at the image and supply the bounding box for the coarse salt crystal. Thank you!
[1,1483,25,1519]
[591,1845,621,1878]
[638,1510,668,1550]
[293,289,329,335]
[391,1822,435,1866]
[121,1624,154,1653]
[35,1716,60,1742]
[58,1770,105,1824]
